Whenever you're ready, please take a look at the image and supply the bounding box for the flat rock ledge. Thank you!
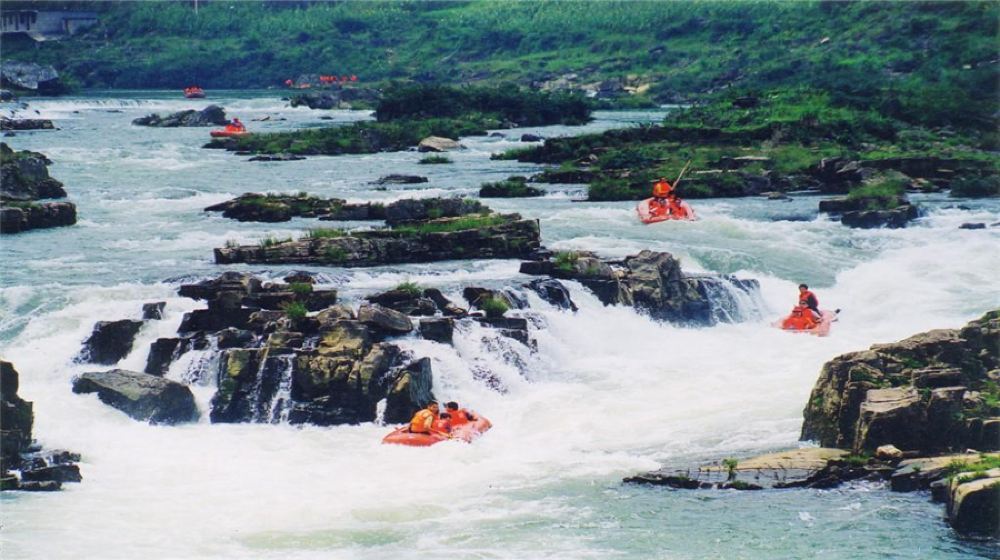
[72,369,199,425]
[626,448,1000,538]
[214,213,540,267]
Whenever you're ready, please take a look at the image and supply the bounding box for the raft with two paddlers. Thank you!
[183,86,206,99]
[774,309,838,337]
[382,416,492,447]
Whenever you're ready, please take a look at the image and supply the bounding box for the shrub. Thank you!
[391,213,507,235]
[289,282,313,295]
[258,235,292,248]
[324,246,348,262]
[281,301,308,321]
[722,458,739,481]
[479,176,544,198]
[847,175,907,210]
[950,175,1000,198]
[480,296,510,318]
[303,227,346,239]
[554,251,579,273]
[395,280,422,297]
[419,155,452,164]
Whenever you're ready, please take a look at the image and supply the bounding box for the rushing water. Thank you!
[1,92,999,559]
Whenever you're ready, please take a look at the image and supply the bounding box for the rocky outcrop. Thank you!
[0,143,76,234]
[520,249,759,326]
[289,93,341,110]
[2,361,82,491]
[132,105,228,127]
[0,118,55,131]
[77,319,143,365]
[206,194,487,224]
[526,278,577,311]
[1,361,33,472]
[72,369,199,424]
[819,195,919,229]
[801,310,1000,455]
[947,468,1000,537]
[214,214,541,267]
[0,61,62,93]
[418,136,462,152]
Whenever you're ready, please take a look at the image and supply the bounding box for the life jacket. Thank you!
[648,198,670,218]
[432,418,452,433]
[800,290,818,309]
[668,199,690,219]
[409,408,436,433]
[782,306,816,330]
[448,409,474,426]
[653,180,673,198]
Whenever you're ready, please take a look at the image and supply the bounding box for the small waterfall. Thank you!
[693,274,766,324]
[266,355,295,424]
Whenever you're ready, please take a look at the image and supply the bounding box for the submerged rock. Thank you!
[73,369,199,424]
[0,118,55,131]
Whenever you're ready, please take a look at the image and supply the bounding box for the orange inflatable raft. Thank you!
[774,309,837,337]
[636,198,696,224]
[210,129,250,138]
[382,416,492,447]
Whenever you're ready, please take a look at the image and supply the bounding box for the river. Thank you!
[1,92,998,559]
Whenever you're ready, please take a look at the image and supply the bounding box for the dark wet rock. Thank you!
[283,272,316,284]
[423,288,468,317]
[247,153,307,162]
[0,61,62,93]
[474,316,533,347]
[289,92,340,110]
[215,214,540,267]
[73,369,199,424]
[207,194,486,224]
[520,133,544,142]
[144,337,183,376]
[374,174,428,185]
[365,289,437,316]
[801,310,999,454]
[959,223,986,230]
[132,105,228,127]
[1,143,66,201]
[215,328,255,350]
[19,480,61,491]
[731,96,759,109]
[526,278,578,311]
[357,304,414,336]
[532,168,597,184]
[142,302,166,320]
[479,176,544,198]
[819,195,919,229]
[383,358,435,424]
[78,319,143,365]
[1,361,33,471]
[0,202,76,233]
[0,118,55,131]
[20,464,82,483]
[419,318,454,344]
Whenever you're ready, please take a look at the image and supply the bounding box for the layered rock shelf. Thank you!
[132,105,228,127]
[205,194,487,224]
[214,213,541,267]
[801,310,999,455]
[0,143,77,234]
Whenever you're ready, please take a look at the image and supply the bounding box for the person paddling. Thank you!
[798,284,821,320]
[782,303,817,330]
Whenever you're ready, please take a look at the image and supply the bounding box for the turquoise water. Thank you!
[1,92,998,559]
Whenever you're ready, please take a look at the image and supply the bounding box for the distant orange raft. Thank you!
[209,128,250,138]
[636,198,696,224]
[774,309,837,337]
[382,417,492,447]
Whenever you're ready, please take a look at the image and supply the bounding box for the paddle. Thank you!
[671,160,693,190]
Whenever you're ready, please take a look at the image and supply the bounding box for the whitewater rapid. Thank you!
[1,93,998,559]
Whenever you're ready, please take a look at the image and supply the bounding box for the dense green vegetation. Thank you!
[501,88,999,200]
[479,176,543,198]
[418,155,452,165]
[389,213,508,235]
[10,2,996,121]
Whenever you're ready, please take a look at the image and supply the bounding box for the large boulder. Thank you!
[946,469,1000,537]
[526,278,577,311]
[0,202,77,234]
[132,105,228,127]
[289,92,340,110]
[357,304,414,335]
[78,319,144,365]
[418,136,462,152]
[0,61,62,93]
[0,143,66,201]
[383,358,435,424]
[72,369,199,424]
[802,310,1000,454]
